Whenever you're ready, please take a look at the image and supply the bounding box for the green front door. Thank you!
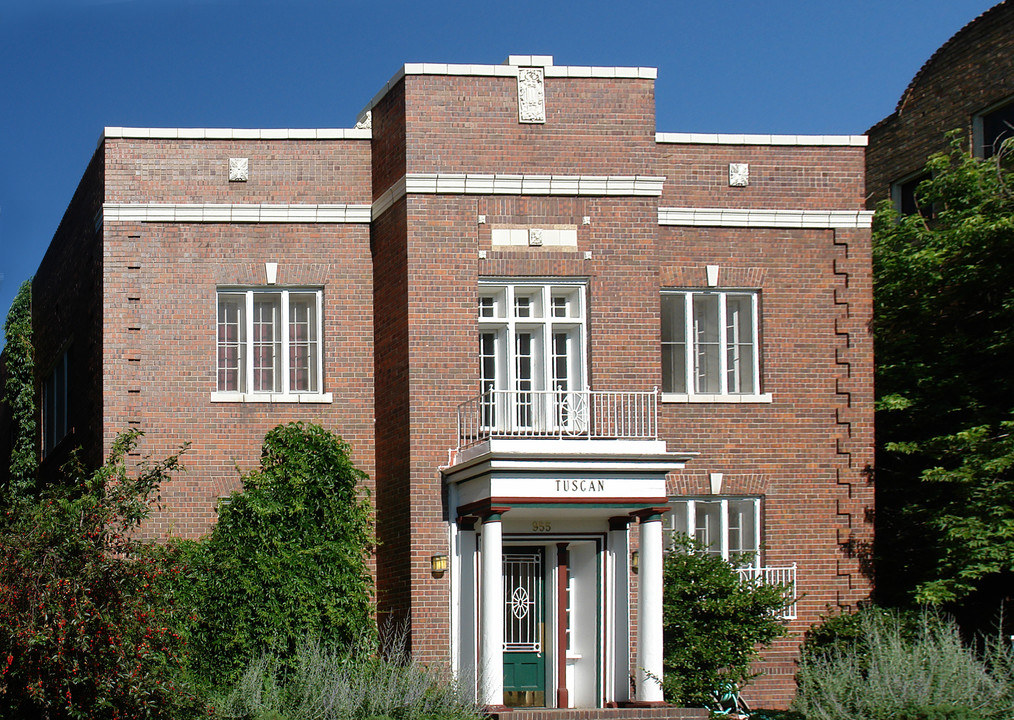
[503,548,546,707]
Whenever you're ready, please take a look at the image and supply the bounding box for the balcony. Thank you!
[735,563,798,620]
[456,388,659,451]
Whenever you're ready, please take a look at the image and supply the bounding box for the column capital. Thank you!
[478,505,511,522]
[631,506,670,522]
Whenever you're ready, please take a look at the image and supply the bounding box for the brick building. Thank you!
[4,55,873,709]
[866,0,1014,210]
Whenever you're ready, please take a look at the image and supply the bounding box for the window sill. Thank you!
[661,392,773,404]
[210,392,334,404]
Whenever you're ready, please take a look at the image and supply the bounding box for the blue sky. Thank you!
[0,0,999,333]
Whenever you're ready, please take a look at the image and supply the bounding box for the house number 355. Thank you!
[531,521,552,532]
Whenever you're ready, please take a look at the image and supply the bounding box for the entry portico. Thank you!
[445,400,694,709]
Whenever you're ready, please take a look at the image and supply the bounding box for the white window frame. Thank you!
[42,349,70,457]
[665,497,762,569]
[661,289,771,403]
[972,95,1014,159]
[211,288,332,403]
[478,280,588,433]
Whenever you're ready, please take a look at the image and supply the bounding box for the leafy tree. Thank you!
[2,278,37,502]
[184,422,375,684]
[0,430,205,719]
[873,136,1014,624]
[661,537,789,706]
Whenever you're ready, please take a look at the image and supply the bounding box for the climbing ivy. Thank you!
[2,279,37,503]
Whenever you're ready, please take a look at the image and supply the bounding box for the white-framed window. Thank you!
[973,96,1014,158]
[42,349,70,457]
[665,497,761,568]
[478,280,587,432]
[661,290,764,399]
[214,288,329,402]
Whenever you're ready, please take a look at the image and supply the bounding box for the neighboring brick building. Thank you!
[866,0,1014,210]
[5,55,874,710]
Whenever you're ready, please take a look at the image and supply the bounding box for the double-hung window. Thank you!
[661,290,762,398]
[478,281,587,434]
[666,497,761,568]
[215,289,326,401]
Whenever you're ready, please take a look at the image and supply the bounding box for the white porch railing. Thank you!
[736,563,798,620]
[457,388,659,450]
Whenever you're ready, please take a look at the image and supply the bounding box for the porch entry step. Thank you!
[487,709,708,720]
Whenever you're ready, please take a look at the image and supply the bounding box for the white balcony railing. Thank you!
[736,563,798,620]
[457,388,659,450]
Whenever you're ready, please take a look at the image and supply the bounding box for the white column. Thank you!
[608,516,631,705]
[455,517,478,696]
[636,510,665,704]
[479,510,505,708]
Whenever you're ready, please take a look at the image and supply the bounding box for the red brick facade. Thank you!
[8,56,874,710]
[866,0,1014,207]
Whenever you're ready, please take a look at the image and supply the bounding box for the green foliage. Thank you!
[213,634,479,720]
[661,537,789,706]
[793,607,1014,720]
[186,422,376,684]
[0,430,205,719]
[2,278,37,500]
[873,135,1014,616]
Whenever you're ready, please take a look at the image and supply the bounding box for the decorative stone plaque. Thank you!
[729,163,749,187]
[517,67,546,124]
[229,157,249,182]
[528,228,544,246]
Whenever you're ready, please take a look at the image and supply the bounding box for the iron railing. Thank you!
[457,388,659,450]
[736,563,798,620]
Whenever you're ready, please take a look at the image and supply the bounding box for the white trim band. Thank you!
[658,207,874,229]
[210,392,334,404]
[656,132,868,147]
[103,127,371,140]
[662,393,773,404]
[373,173,666,220]
[103,203,372,223]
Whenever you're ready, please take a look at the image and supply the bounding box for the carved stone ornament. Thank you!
[355,111,372,130]
[229,157,249,182]
[517,67,546,124]
[528,228,544,246]
[729,163,749,187]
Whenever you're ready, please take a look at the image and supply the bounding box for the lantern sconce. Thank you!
[430,554,449,576]
[631,550,639,574]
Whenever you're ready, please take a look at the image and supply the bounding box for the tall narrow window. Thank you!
[42,350,70,457]
[216,289,323,397]
[662,290,760,396]
[477,282,586,433]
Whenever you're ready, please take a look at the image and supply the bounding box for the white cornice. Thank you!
[357,61,657,125]
[102,203,372,223]
[372,173,666,220]
[103,127,372,140]
[658,207,874,229]
[656,132,868,147]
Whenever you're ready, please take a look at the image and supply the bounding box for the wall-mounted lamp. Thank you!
[631,550,639,574]
[430,554,448,576]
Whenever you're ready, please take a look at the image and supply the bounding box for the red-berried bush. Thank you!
[0,430,207,719]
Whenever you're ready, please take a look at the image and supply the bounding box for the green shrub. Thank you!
[793,607,1014,720]
[0,431,205,719]
[661,537,790,706]
[213,635,479,720]
[186,422,376,684]
[1,278,37,500]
